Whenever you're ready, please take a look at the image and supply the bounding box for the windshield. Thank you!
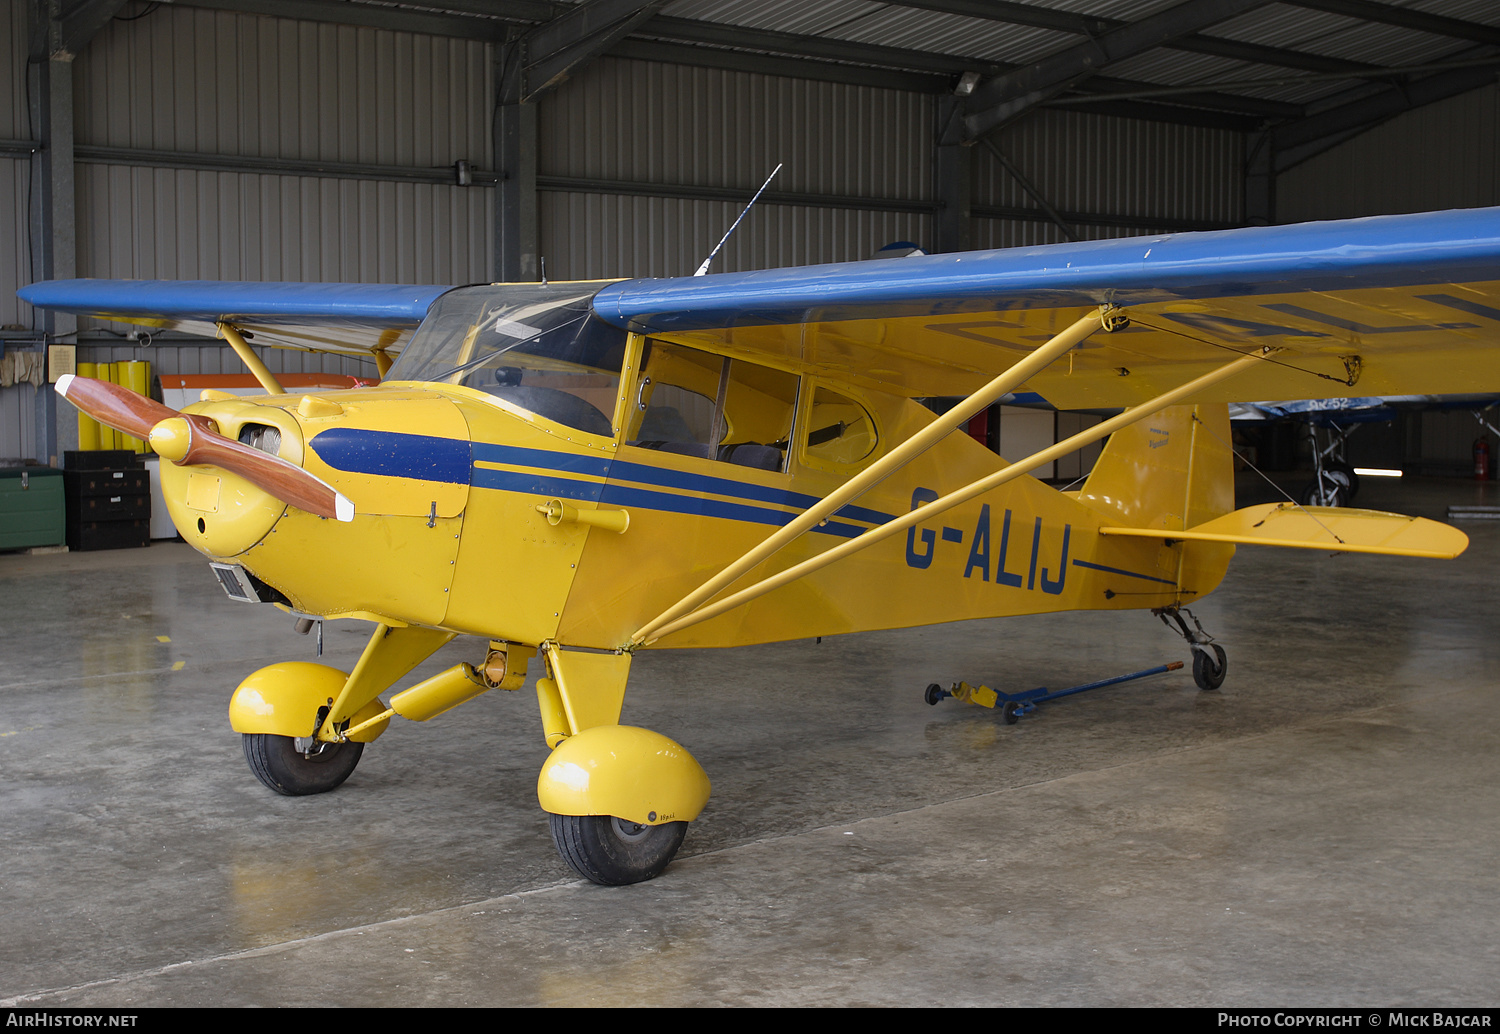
[388,281,628,437]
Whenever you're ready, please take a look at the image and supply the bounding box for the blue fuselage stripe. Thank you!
[1071,558,1178,585]
[313,429,888,536]
[607,455,893,525]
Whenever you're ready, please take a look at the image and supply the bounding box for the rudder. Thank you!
[1076,403,1235,533]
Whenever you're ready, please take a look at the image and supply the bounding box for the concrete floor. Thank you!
[1,476,1497,1007]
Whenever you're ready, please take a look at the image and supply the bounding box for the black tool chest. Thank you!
[64,451,151,551]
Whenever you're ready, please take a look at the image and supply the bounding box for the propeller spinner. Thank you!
[56,375,354,522]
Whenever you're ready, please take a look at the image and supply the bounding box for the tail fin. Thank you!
[1077,403,1234,532]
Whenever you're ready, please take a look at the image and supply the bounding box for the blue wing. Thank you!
[592,207,1500,407]
[17,279,454,356]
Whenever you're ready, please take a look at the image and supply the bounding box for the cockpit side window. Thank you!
[628,341,797,474]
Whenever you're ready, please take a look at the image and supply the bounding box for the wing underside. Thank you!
[593,207,1500,408]
[17,279,456,359]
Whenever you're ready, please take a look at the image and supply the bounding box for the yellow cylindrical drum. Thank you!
[388,663,490,722]
[75,362,101,450]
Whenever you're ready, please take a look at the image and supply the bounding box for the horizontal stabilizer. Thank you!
[1099,503,1468,559]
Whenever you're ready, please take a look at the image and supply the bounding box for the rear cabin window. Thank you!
[803,386,878,469]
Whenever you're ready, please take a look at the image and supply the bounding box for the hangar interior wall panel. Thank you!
[540,192,931,280]
[0,382,35,460]
[539,56,934,276]
[542,57,931,202]
[2,0,31,332]
[1,156,29,331]
[1279,84,1500,224]
[74,166,491,287]
[1,0,21,142]
[61,3,495,348]
[973,111,1245,244]
[77,5,492,169]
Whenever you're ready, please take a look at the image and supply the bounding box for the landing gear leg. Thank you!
[1155,606,1227,691]
[535,648,710,886]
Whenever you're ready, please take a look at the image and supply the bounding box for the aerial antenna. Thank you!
[693,163,782,277]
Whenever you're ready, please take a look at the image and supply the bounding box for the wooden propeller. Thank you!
[56,375,354,522]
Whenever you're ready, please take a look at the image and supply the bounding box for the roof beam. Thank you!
[509,0,668,102]
[1283,0,1500,49]
[57,0,131,56]
[1272,62,1500,172]
[961,0,1275,139]
[179,0,513,41]
[891,0,1377,75]
[176,1,1285,127]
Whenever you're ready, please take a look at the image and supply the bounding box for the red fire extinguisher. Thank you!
[1475,437,1490,481]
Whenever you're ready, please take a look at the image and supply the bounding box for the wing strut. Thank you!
[627,307,1109,648]
[218,322,286,395]
[634,345,1279,647]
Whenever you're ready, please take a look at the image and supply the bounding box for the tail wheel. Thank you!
[549,813,689,886]
[1193,644,1228,691]
[242,733,363,796]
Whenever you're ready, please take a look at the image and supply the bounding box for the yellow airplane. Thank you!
[23,205,1490,884]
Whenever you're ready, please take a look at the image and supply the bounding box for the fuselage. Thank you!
[161,375,1235,651]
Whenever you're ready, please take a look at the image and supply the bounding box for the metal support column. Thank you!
[1245,129,1275,226]
[28,1,78,465]
[495,37,539,284]
[933,95,972,254]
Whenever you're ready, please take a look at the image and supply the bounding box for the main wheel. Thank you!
[1192,644,1228,691]
[549,813,689,886]
[1301,467,1353,507]
[242,733,364,796]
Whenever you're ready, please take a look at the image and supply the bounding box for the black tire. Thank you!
[924,683,945,706]
[242,733,364,796]
[1001,701,1022,725]
[1300,467,1353,508]
[1328,461,1360,501]
[1193,644,1228,691]
[549,813,689,886]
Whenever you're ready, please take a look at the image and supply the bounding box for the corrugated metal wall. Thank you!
[73,5,493,287]
[537,56,933,277]
[973,110,1245,248]
[2,0,31,331]
[1278,83,1500,224]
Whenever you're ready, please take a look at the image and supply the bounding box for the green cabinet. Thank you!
[0,468,66,551]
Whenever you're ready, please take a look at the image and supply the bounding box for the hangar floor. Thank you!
[1,477,1496,1007]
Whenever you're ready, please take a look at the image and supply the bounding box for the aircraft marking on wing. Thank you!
[1417,293,1500,322]
[1162,312,1330,340]
[1260,302,1477,335]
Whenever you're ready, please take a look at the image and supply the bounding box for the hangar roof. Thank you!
[208,0,1500,140]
